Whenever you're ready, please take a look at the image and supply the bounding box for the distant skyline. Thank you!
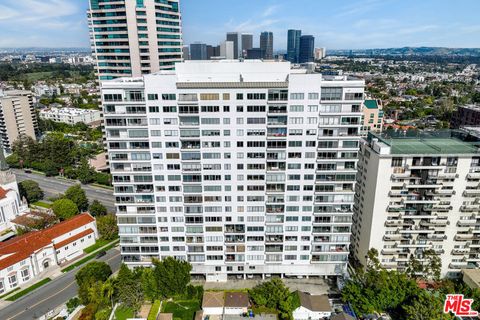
[0,0,480,49]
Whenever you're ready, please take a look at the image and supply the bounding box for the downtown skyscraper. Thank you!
[287,29,301,63]
[260,32,274,59]
[87,0,183,80]
[102,60,365,281]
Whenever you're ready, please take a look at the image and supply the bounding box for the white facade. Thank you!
[0,171,28,235]
[220,41,235,60]
[102,60,365,280]
[87,0,183,81]
[293,306,331,320]
[39,107,102,125]
[0,213,97,295]
[352,131,480,278]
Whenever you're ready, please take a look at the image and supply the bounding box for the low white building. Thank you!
[0,213,97,295]
[224,292,249,315]
[0,171,28,236]
[293,291,332,320]
[39,107,102,125]
[201,291,224,315]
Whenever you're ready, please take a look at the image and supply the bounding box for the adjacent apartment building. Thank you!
[352,130,480,278]
[0,90,38,153]
[39,107,102,125]
[87,0,183,80]
[102,60,365,281]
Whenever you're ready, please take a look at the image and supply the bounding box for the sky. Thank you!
[0,0,479,49]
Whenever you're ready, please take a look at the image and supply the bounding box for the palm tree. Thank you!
[102,278,116,309]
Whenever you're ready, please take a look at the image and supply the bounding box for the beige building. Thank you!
[352,130,480,278]
[361,99,383,135]
[0,90,38,152]
[87,0,183,81]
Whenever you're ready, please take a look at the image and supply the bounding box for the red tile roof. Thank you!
[0,213,95,270]
[0,187,12,200]
[54,228,94,249]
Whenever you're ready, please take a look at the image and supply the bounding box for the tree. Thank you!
[18,180,44,203]
[76,158,96,184]
[116,264,144,312]
[342,267,420,316]
[249,278,299,320]
[89,200,107,216]
[151,257,192,298]
[97,214,118,240]
[65,184,89,211]
[52,198,78,220]
[403,291,453,320]
[75,261,112,304]
[405,249,442,280]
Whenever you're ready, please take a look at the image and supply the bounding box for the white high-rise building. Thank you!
[352,130,480,278]
[220,41,235,60]
[87,0,183,81]
[102,60,365,281]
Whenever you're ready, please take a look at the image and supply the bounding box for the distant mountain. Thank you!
[330,47,480,57]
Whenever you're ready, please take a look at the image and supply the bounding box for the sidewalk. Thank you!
[0,239,119,308]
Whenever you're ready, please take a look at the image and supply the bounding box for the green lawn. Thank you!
[148,300,161,320]
[115,305,134,320]
[61,240,118,273]
[162,299,200,320]
[83,238,113,254]
[0,287,19,299]
[31,201,52,208]
[6,278,51,301]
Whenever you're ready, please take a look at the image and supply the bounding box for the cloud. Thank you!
[0,0,80,25]
[262,5,280,18]
[335,0,387,18]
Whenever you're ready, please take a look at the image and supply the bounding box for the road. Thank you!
[12,169,115,212]
[1,247,121,320]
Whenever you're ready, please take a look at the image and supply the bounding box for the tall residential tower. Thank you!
[87,0,183,80]
[102,60,365,281]
[353,130,480,278]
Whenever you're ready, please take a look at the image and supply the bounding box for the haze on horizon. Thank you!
[0,0,479,50]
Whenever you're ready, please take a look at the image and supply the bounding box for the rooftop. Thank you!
[224,292,249,308]
[0,213,94,270]
[297,291,331,312]
[462,269,480,289]
[368,130,480,155]
[202,291,225,308]
[364,99,379,109]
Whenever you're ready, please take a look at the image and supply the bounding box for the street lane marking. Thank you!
[6,252,121,320]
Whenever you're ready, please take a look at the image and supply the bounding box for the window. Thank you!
[247,105,266,112]
[236,93,244,100]
[8,274,17,287]
[345,92,363,100]
[147,93,158,100]
[0,280,4,294]
[163,106,177,113]
[290,93,304,100]
[321,87,343,101]
[289,117,303,124]
[289,105,304,112]
[21,268,30,281]
[308,105,318,112]
[200,93,220,100]
[162,94,176,100]
[247,93,266,100]
[308,93,319,100]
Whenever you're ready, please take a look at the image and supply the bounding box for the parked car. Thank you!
[96,250,107,258]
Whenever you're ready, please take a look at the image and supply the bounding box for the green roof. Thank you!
[364,100,379,109]
[389,138,478,154]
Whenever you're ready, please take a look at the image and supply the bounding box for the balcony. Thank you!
[455,234,474,241]
[452,249,470,255]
